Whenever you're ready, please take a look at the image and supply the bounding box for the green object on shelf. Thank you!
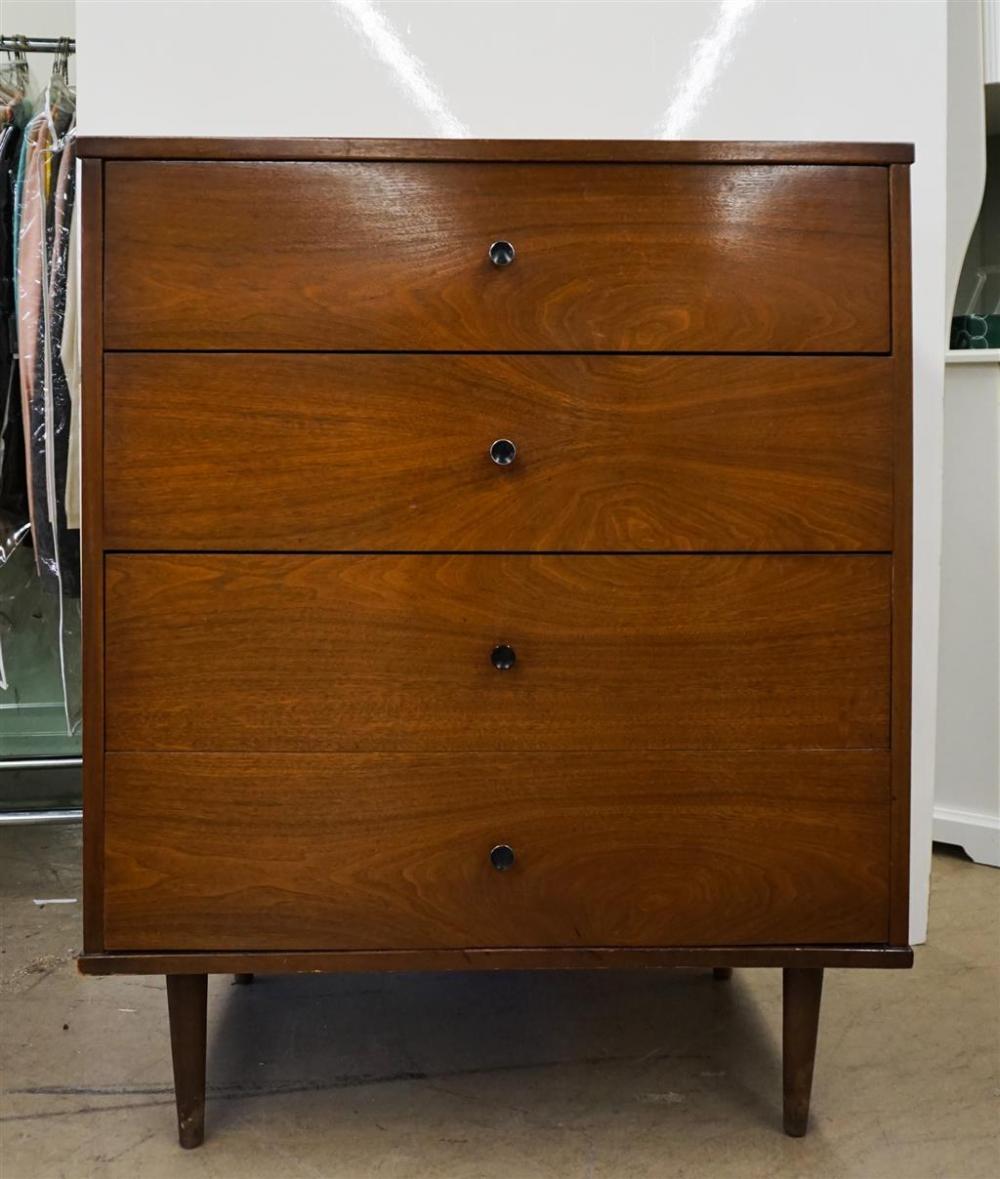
[953,266,1000,349]
[950,314,1000,349]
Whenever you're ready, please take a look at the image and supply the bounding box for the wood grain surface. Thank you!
[104,554,891,753]
[82,140,915,988]
[103,750,890,951]
[104,354,894,552]
[78,137,915,164]
[103,161,890,352]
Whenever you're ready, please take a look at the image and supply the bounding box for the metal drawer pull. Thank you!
[490,844,516,871]
[488,239,516,266]
[490,644,516,671]
[489,438,517,466]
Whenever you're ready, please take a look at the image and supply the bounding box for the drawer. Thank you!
[104,354,894,552]
[103,162,890,352]
[103,750,891,951]
[104,554,890,753]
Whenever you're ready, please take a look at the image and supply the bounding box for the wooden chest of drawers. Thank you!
[77,137,914,1147]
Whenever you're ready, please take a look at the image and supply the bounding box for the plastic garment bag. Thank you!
[0,41,31,698]
[0,42,30,571]
[0,39,79,733]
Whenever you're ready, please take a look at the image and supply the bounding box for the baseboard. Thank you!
[933,805,1000,867]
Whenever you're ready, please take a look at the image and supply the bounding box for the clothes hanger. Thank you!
[0,36,30,126]
[44,36,76,142]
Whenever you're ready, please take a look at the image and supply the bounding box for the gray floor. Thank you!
[1,825,997,1179]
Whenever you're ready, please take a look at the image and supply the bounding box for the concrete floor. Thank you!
[1,827,997,1179]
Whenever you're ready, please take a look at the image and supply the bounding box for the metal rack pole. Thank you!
[0,36,75,54]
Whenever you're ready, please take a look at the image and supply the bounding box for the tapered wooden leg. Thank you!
[166,974,207,1148]
[712,967,733,980]
[783,967,824,1137]
[233,973,254,985]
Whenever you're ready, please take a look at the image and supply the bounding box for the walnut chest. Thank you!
[77,137,914,1146]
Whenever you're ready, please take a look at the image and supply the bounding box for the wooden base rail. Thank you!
[78,946,913,975]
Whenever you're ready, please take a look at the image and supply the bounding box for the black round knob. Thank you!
[489,438,517,466]
[490,843,515,871]
[489,240,516,267]
[490,644,516,671]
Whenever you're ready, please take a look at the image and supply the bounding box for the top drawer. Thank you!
[103,162,890,353]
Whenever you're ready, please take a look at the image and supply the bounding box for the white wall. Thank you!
[938,0,1000,868]
[937,355,1000,866]
[948,0,987,319]
[985,0,1000,83]
[75,0,948,943]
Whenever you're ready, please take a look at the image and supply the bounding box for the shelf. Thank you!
[946,349,1000,364]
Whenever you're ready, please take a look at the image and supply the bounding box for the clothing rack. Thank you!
[0,24,81,815]
[0,37,76,54]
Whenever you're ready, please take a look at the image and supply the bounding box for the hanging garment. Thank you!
[16,107,79,595]
[62,184,79,532]
[1,50,80,733]
[11,106,33,307]
[15,111,49,578]
[36,133,79,595]
[0,118,27,554]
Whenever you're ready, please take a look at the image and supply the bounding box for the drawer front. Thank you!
[104,162,890,353]
[105,554,890,753]
[104,354,894,552]
[104,751,891,951]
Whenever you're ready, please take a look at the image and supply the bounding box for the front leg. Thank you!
[166,974,208,1148]
[782,967,824,1136]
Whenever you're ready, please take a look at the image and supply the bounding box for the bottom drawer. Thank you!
[104,751,890,951]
